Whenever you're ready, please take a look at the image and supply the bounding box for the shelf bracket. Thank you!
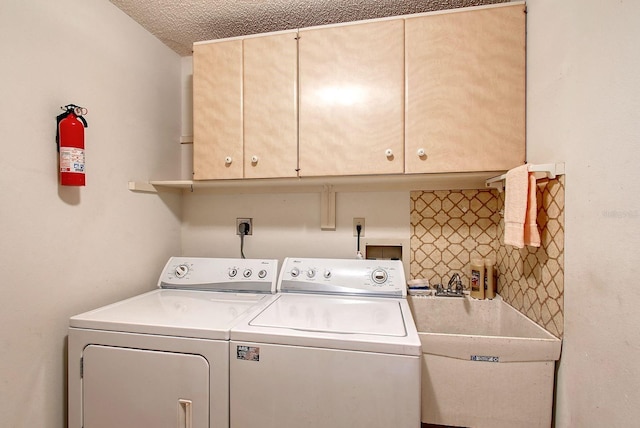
[320,185,336,231]
[128,181,158,193]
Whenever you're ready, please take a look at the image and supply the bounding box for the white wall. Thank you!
[182,190,411,264]
[0,1,182,426]
[526,0,640,426]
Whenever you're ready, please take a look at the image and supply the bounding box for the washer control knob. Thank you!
[290,267,300,278]
[371,269,388,284]
[323,270,332,279]
[258,269,267,279]
[243,269,252,278]
[174,264,190,278]
[306,269,316,278]
[228,268,238,278]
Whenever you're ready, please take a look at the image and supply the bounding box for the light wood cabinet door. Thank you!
[243,32,298,178]
[193,40,243,180]
[405,4,526,173]
[298,20,405,177]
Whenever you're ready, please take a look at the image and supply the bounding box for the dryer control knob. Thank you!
[306,269,316,278]
[371,269,388,284]
[174,264,190,278]
[258,269,267,279]
[323,270,332,279]
[290,267,300,278]
[243,269,253,278]
[228,268,238,278]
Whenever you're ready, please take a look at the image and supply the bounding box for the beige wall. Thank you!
[0,1,182,426]
[526,0,640,426]
[181,190,411,262]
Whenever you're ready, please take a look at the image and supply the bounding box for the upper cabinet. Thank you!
[243,32,298,179]
[405,4,526,173]
[193,31,298,180]
[193,39,243,180]
[298,20,405,177]
[190,3,526,182]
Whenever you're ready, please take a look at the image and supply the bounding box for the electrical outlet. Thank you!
[353,217,365,237]
[236,218,253,235]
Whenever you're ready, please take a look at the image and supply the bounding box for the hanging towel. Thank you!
[504,164,529,248]
[524,172,541,247]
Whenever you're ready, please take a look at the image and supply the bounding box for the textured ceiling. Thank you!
[109,0,508,56]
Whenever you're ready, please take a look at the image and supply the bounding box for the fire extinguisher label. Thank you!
[60,147,85,173]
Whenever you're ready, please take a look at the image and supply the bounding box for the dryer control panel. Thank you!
[158,257,278,293]
[278,258,406,297]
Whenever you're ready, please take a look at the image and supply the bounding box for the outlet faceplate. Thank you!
[236,218,253,235]
[353,217,365,237]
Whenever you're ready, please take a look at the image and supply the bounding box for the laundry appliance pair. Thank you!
[68,256,421,428]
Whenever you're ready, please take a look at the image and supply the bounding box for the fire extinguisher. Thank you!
[56,104,88,186]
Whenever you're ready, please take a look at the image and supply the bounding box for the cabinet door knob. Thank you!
[385,149,394,158]
[251,155,259,164]
[417,148,426,157]
[224,156,232,165]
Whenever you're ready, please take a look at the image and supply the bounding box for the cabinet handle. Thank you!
[251,155,259,164]
[417,148,426,157]
[224,156,232,165]
[385,149,393,158]
[178,399,192,428]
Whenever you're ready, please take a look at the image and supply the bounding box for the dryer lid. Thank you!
[70,289,273,340]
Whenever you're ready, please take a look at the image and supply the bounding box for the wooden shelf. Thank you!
[128,171,504,195]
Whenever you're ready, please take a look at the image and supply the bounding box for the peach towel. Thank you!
[524,172,541,247]
[504,164,540,248]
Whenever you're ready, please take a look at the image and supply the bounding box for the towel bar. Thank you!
[485,163,565,192]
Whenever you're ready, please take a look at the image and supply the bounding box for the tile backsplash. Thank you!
[410,176,565,338]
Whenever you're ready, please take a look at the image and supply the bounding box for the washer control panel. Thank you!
[158,257,278,293]
[278,258,406,297]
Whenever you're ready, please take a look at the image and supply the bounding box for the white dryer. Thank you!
[229,257,422,428]
[68,257,278,428]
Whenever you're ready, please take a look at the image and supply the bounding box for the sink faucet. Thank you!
[448,273,464,295]
[435,273,465,297]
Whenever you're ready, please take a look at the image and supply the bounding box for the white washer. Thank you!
[68,257,278,428]
[230,257,422,428]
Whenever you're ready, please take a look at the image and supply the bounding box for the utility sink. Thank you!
[408,294,561,428]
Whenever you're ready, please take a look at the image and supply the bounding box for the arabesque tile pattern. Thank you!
[496,176,565,338]
[410,176,565,338]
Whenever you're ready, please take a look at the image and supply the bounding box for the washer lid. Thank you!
[232,294,422,356]
[70,289,273,340]
[250,294,406,336]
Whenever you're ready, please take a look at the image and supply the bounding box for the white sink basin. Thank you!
[408,294,562,428]
[408,294,561,362]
